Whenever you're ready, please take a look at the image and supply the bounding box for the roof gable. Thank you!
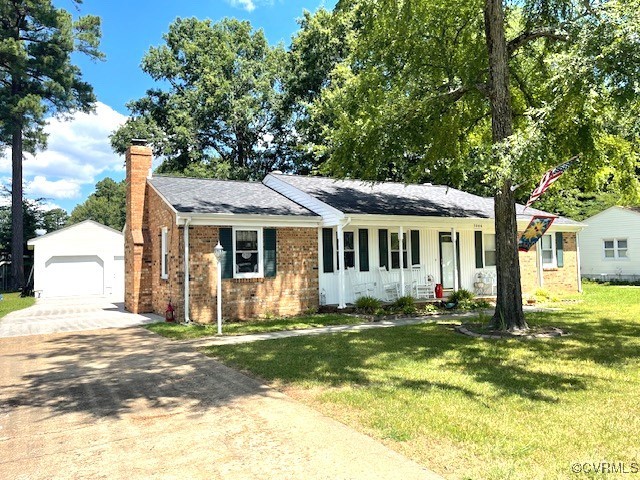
[27,220,123,245]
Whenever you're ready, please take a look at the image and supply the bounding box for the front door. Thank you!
[439,232,460,290]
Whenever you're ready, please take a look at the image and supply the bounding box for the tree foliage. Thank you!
[68,177,125,231]
[111,18,295,180]
[0,0,102,288]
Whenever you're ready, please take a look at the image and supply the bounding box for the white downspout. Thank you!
[576,230,583,293]
[399,226,405,296]
[183,217,192,323]
[451,227,458,291]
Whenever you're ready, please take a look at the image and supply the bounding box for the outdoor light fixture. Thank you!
[213,241,224,335]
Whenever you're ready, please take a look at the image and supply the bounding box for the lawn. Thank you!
[204,283,640,480]
[0,292,35,318]
[146,313,362,340]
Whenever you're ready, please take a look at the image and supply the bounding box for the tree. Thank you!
[0,0,102,289]
[111,18,293,180]
[68,178,125,231]
[308,0,640,330]
[42,208,68,232]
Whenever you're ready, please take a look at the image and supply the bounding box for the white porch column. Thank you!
[576,231,582,293]
[337,224,346,309]
[399,226,405,296]
[451,227,458,291]
[537,240,544,287]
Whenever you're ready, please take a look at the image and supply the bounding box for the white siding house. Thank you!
[578,206,640,280]
[27,220,125,300]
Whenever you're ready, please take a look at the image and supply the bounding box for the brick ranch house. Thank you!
[125,144,584,323]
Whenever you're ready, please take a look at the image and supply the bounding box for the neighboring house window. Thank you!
[161,227,168,279]
[484,234,496,267]
[541,234,556,268]
[603,239,628,260]
[234,228,263,278]
[390,232,408,269]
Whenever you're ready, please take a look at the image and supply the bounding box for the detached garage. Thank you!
[28,220,124,300]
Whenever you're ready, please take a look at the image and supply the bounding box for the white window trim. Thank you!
[388,229,412,270]
[483,233,496,268]
[333,228,359,272]
[161,227,169,280]
[541,234,557,269]
[602,238,629,261]
[233,227,264,279]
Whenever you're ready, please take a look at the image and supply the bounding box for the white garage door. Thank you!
[44,256,104,297]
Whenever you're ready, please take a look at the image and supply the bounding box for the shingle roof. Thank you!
[271,174,581,225]
[149,176,318,217]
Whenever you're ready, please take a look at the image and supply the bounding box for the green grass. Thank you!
[146,313,361,340]
[204,283,640,480]
[0,292,35,318]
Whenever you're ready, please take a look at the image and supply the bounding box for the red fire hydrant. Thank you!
[165,301,175,322]
[435,283,444,299]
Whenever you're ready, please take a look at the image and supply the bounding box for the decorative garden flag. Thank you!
[525,155,579,208]
[518,215,556,252]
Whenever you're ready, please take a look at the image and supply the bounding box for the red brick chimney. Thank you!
[124,142,153,313]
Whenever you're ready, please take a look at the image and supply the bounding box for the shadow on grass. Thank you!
[208,303,640,404]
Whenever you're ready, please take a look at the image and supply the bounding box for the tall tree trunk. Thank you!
[484,0,527,330]
[11,124,24,291]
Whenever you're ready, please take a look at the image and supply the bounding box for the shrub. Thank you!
[422,303,438,314]
[448,288,475,303]
[391,296,417,315]
[534,288,551,301]
[354,296,383,314]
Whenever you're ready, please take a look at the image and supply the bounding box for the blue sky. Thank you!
[2,0,337,214]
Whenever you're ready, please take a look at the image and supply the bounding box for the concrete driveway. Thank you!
[0,327,442,479]
[0,296,163,337]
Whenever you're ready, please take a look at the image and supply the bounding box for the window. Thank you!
[603,239,628,260]
[336,231,356,269]
[390,232,408,269]
[484,234,496,267]
[541,234,556,268]
[161,227,168,279]
[234,228,262,278]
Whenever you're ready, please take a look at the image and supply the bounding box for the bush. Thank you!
[391,296,417,315]
[448,288,475,303]
[534,288,551,301]
[422,303,438,314]
[354,296,383,314]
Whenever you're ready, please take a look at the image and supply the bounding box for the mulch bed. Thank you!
[456,323,568,340]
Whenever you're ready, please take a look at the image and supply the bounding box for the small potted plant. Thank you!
[526,295,537,305]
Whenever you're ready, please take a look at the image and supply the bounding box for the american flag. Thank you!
[525,155,579,208]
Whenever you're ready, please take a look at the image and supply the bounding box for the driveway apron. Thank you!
[0,297,163,337]
[0,327,443,479]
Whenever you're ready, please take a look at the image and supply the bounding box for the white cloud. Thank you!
[0,102,127,202]
[26,176,82,199]
[227,0,257,12]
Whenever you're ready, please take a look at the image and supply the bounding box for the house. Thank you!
[578,206,640,281]
[125,144,584,323]
[27,220,125,299]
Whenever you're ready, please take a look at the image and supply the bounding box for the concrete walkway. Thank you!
[0,327,444,480]
[0,296,163,337]
[180,312,482,348]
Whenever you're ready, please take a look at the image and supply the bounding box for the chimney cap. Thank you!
[131,138,148,146]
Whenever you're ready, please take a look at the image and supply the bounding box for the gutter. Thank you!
[183,217,192,324]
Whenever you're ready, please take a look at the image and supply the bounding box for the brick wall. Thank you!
[143,190,319,322]
[518,231,579,294]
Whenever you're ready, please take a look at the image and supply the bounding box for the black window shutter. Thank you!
[358,229,369,271]
[379,229,388,270]
[322,228,334,273]
[219,228,233,279]
[474,231,484,268]
[410,230,420,265]
[556,232,564,268]
[263,228,277,277]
